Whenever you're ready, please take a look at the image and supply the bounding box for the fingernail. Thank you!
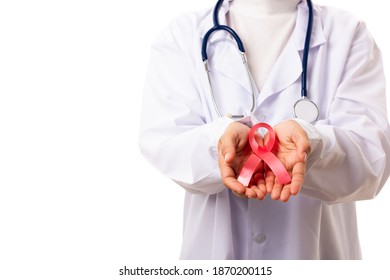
[224,153,230,162]
[303,152,308,162]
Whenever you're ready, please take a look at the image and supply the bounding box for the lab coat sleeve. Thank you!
[139,16,233,195]
[298,22,390,203]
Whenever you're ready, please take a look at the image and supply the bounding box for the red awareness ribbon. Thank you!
[237,123,291,187]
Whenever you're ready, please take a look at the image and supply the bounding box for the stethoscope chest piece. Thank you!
[293,98,319,124]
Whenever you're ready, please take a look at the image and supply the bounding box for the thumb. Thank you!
[220,139,236,164]
[218,122,250,164]
[291,128,311,161]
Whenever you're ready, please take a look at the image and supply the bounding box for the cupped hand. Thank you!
[218,122,267,200]
[266,120,311,202]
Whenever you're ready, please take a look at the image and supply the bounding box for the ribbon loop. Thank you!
[237,123,291,187]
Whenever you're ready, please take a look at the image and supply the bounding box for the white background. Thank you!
[0,1,389,279]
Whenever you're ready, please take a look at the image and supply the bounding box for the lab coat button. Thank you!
[255,233,266,244]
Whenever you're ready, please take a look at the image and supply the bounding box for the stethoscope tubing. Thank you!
[202,0,317,122]
[301,0,313,98]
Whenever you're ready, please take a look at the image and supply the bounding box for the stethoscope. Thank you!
[201,0,319,124]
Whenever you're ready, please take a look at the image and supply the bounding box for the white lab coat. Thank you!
[139,0,390,259]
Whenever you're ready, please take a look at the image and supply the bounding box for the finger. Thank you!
[291,128,311,161]
[250,185,266,200]
[271,180,283,200]
[232,190,247,199]
[280,184,292,202]
[249,172,267,200]
[218,123,249,164]
[218,153,246,194]
[265,168,275,193]
[219,139,237,164]
[253,172,266,197]
[224,175,247,194]
[245,187,258,199]
[290,161,306,195]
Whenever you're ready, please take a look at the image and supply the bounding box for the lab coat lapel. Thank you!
[258,38,302,105]
[213,41,255,95]
[198,0,327,104]
[259,1,326,104]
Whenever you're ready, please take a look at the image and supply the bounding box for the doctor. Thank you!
[139,0,390,259]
